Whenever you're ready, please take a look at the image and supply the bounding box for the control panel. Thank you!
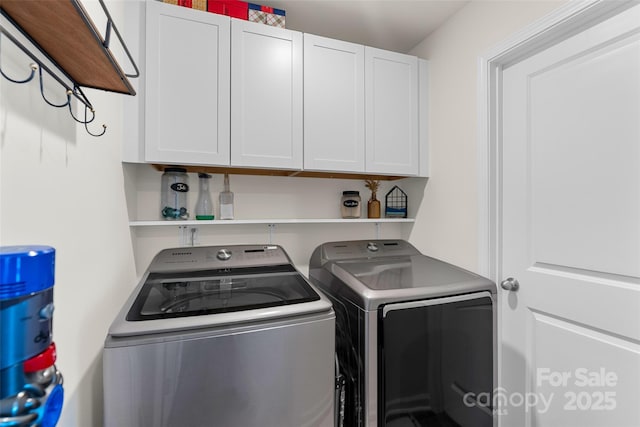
[151,245,291,272]
[320,240,419,262]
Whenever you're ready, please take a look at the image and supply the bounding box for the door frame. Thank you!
[475,1,638,424]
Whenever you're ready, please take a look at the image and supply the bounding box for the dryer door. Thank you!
[379,292,494,426]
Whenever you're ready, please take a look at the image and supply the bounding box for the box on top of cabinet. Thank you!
[163,0,206,11]
[163,0,249,19]
[211,0,249,19]
[248,3,286,28]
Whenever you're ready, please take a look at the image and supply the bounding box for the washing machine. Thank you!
[104,244,335,427]
[309,240,496,427]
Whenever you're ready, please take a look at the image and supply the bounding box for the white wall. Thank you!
[0,2,138,426]
[126,163,418,275]
[408,0,564,272]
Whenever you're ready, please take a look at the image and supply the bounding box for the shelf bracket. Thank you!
[178,225,187,246]
[267,224,276,244]
[96,0,139,79]
[374,222,381,239]
[178,225,199,246]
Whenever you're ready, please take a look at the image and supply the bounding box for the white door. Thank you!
[145,1,230,165]
[500,5,640,427]
[365,47,419,175]
[231,19,302,170]
[303,34,365,173]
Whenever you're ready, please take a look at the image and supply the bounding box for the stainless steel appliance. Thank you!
[104,244,335,427]
[309,240,496,427]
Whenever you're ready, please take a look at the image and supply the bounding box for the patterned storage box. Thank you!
[208,0,248,19]
[163,0,209,12]
[248,3,285,28]
[192,0,206,10]
[164,0,248,19]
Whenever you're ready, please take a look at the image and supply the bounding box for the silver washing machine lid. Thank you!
[107,245,333,338]
[126,264,319,321]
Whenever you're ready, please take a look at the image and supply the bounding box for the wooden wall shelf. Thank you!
[151,164,408,181]
[0,0,135,95]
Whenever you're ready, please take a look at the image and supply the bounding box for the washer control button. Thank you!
[217,249,232,261]
[367,242,379,252]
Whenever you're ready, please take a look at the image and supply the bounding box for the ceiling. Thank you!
[259,0,469,53]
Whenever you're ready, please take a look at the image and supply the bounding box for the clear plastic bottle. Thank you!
[195,173,214,220]
[161,167,189,220]
[219,174,234,220]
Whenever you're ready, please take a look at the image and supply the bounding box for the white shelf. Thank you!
[129,218,414,227]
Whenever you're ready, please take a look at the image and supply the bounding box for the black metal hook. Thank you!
[1,32,107,137]
[37,67,71,108]
[83,105,107,138]
[0,59,37,84]
[64,87,106,137]
[1,18,109,137]
[67,88,94,124]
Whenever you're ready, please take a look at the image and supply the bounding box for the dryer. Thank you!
[309,240,496,427]
[104,244,335,427]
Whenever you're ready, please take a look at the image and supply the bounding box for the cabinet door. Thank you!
[365,47,419,175]
[303,34,365,172]
[145,1,230,165]
[231,20,303,170]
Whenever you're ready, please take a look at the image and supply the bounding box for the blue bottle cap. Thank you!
[0,246,55,300]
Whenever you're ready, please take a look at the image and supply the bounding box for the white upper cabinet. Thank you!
[303,34,365,173]
[231,19,303,170]
[125,3,427,178]
[365,47,419,176]
[145,1,230,165]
